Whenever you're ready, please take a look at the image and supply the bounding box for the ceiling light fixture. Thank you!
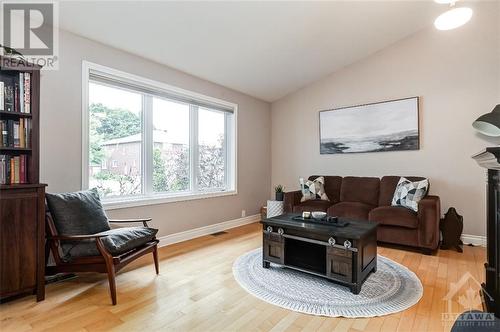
[434,1,473,31]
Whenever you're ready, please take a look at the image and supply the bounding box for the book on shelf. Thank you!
[24,73,30,114]
[0,82,3,111]
[4,84,14,112]
[1,72,31,113]
[19,73,24,113]
[0,154,28,184]
[0,119,31,148]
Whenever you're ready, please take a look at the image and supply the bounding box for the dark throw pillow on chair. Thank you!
[46,188,111,235]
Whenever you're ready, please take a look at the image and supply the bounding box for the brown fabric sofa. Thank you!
[284,175,441,253]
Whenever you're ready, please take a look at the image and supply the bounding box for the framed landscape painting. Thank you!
[319,97,419,154]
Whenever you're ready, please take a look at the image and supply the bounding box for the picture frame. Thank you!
[319,97,420,154]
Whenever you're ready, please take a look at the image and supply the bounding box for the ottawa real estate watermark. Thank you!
[1,1,59,70]
[442,272,497,328]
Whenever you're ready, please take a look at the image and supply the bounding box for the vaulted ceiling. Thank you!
[59,1,442,102]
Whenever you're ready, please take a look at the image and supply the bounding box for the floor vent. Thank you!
[210,231,228,236]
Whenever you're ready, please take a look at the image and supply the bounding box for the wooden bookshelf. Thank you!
[0,110,32,117]
[0,55,46,302]
[0,56,40,185]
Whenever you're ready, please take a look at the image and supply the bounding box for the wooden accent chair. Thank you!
[44,189,159,305]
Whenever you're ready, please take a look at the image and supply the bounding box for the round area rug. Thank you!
[233,249,423,318]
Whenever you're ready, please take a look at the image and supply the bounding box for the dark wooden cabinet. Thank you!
[0,185,46,301]
[0,56,45,302]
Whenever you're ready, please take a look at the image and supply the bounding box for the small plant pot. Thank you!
[275,192,284,201]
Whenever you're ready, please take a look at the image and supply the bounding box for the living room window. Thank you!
[82,62,237,209]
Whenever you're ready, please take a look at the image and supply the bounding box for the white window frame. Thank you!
[82,61,238,210]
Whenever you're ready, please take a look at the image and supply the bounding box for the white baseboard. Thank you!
[461,234,486,247]
[157,217,487,248]
[157,214,261,248]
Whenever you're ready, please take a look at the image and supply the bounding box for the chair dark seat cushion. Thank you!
[292,199,333,213]
[46,188,111,235]
[369,206,419,229]
[62,226,158,260]
[327,202,375,220]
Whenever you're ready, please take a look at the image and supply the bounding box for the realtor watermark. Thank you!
[442,272,497,328]
[1,1,59,70]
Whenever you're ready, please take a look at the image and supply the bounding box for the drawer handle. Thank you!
[328,237,336,246]
[266,226,273,233]
[278,228,284,236]
[344,240,352,249]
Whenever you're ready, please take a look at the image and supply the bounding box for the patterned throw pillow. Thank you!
[391,177,429,212]
[300,176,329,202]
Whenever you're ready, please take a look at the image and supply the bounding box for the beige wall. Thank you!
[40,30,271,237]
[271,1,500,237]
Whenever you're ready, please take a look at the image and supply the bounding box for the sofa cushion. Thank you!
[327,202,375,220]
[340,177,380,206]
[62,226,158,260]
[392,177,429,212]
[379,176,427,206]
[369,206,418,229]
[300,176,329,202]
[293,199,333,213]
[309,175,342,203]
[46,188,111,236]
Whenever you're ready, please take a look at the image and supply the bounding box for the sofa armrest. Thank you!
[417,195,441,250]
[284,190,302,213]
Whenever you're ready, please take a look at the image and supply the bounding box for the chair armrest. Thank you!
[47,234,108,241]
[417,195,441,250]
[108,218,152,227]
[284,190,302,213]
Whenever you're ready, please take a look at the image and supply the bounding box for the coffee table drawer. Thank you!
[263,239,284,264]
[264,231,284,243]
[327,247,353,258]
[326,255,353,282]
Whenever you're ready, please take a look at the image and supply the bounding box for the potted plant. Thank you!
[275,184,284,201]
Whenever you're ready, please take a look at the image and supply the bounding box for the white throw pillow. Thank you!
[391,177,429,212]
[300,176,329,202]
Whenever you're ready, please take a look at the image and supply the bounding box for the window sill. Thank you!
[102,190,237,210]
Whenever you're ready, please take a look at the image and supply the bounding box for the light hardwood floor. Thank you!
[0,222,486,332]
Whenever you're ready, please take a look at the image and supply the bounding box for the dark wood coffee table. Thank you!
[261,213,377,294]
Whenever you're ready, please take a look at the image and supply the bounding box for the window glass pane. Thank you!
[88,82,142,197]
[152,97,190,193]
[198,107,225,190]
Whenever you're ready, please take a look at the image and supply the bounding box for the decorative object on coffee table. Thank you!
[274,184,284,201]
[266,200,284,218]
[233,249,423,318]
[440,207,463,253]
[262,213,377,294]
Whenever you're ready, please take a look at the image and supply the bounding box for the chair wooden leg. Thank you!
[96,238,117,305]
[153,245,159,274]
[106,265,117,305]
